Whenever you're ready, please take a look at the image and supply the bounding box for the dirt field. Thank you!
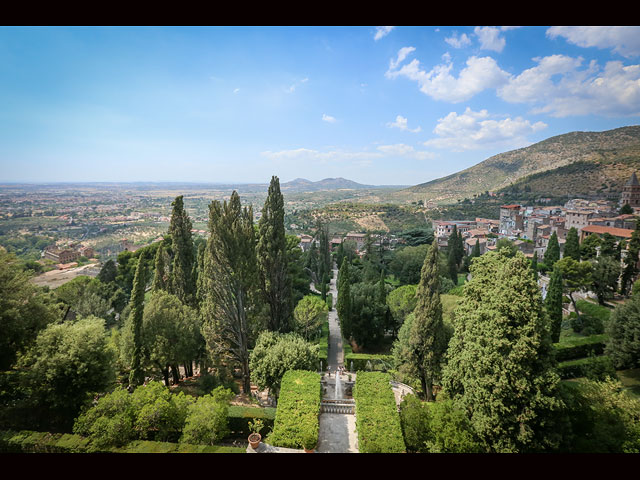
[30,263,101,289]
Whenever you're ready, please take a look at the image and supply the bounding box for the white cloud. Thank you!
[377,144,436,160]
[498,55,640,117]
[261,143,436,164]
[389,46,416,70]
[374,26,395,41]
[547,26,640,58]
[233,88,240,94]
[474,26,506,52]
[445,32,472,49]
[386,51,510,103]
[286,77,309,93]
[322,114,337,123]
[387,115,422,133]
[424,107,547,151]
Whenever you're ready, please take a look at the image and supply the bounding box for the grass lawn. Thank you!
[575,299,613,324]
[617,368,640,399]
[441,294,462,325]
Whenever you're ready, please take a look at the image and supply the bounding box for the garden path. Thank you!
[316,263,359,453]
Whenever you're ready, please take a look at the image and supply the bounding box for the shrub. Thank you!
[553,335,607,362]
[267,370,321,449]
[353,372,405,453]
[557,355,617,380]
[180,388,233,446]
[570,314,604,335]
[344,353,393,372]
[227,406,276,436]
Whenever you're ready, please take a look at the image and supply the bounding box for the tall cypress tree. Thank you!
[410,240,447,401]
[472,239,481,258]
[152,244,167,292]
[545,266,563,343]
[128,256,147,387]
[448,244,458,285]
[545,231,560,267]
[168,196,195,306]
[531,251,539,282]
[336,257,352,340]
[564,227,580,261]
[257,176,292,332]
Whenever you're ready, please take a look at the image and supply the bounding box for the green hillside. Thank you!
[405,126,640,203]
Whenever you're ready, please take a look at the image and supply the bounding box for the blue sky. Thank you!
[1,26,640,185]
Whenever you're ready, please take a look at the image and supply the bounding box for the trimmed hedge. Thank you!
[353,372,405,453]
[553,334,607,362]
[0,430,245,453]
[557,355,617,380]
[267,370,321,449]
[345,353,394,372]
[227,406,276,437]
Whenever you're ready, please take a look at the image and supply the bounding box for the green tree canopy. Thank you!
[249,331,319,398]
[605,292,640,369]
[442,250,561,452]
[293,295,328,340]
[564,227,581,261]
[545,232,560,267]
[0,250,59,370]
[18,316,116,429]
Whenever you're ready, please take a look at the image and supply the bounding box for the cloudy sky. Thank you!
[1,26,640,185]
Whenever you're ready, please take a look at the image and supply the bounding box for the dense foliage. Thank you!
[352,372,405,453]
[267,370,321,449]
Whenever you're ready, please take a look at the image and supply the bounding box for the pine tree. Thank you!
[564,227,580,261]
[128,255,147,387]
[545,232,560,267]
[257,176,292,332]
[442,250,561,452]
[152,244,167,292]
[168,196,195,306]
[409,240,448,401]
[545,266,563,343]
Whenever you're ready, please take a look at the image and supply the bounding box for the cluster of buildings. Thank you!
[43,243,96,269]
[434,172,640,261]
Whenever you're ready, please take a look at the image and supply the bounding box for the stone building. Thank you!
[621,172,640,209]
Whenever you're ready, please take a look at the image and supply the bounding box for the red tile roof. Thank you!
[581,225,634,238]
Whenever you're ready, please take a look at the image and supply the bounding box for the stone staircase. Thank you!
[320,399,355,414]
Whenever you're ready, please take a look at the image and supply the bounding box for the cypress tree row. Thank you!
[168,195,195,307]
[410,240,448,401]
[128,256,147,388]
[257,176,292,332]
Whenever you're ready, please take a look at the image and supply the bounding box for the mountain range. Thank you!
[405,125,640,202]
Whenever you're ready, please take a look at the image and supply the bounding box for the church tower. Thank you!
[621,172,640,209]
